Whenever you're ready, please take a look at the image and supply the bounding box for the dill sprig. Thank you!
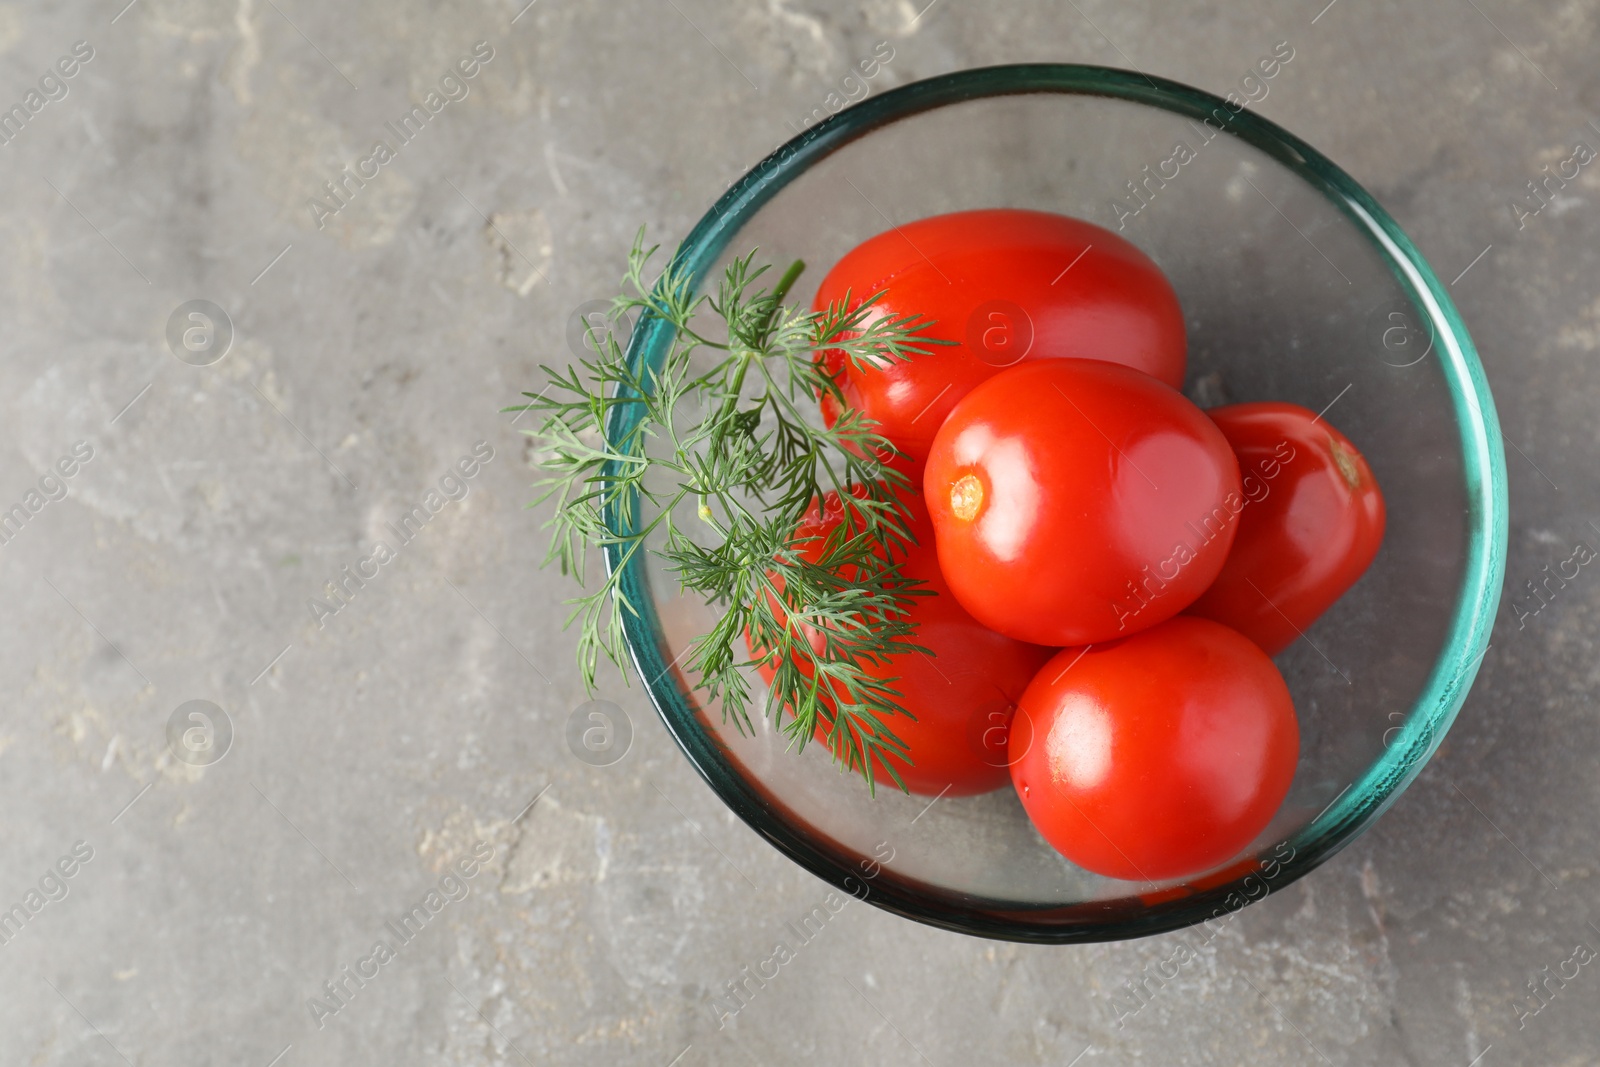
[514,230,943,790]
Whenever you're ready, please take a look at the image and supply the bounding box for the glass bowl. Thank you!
[607,64,1506,943]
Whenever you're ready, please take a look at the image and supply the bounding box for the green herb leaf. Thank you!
[514,229,945,791]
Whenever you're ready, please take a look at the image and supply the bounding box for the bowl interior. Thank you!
[613,66,1504,942]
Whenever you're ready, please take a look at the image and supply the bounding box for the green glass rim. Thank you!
[603,63,1507,943]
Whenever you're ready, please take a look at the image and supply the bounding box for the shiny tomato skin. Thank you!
[1185,402,1386,655]
[813,209,1187,465]
[751,490,1054,796]
[1009,617,1300,882]
[925,359,1243,647]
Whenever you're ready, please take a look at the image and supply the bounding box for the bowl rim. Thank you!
[605,63,1508,943]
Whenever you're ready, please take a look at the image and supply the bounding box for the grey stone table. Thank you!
[0,1,1594,1064]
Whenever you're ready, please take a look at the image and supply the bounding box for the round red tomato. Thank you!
[750,489,1053,795]
[1009,617,1300,881]
[924,359,1242,647]
[1185,402,1386,655]
[813,209,1187,467]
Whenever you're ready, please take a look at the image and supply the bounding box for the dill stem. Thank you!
[763,258,808,329]
[723,257,807,416]
[699,258,807,523]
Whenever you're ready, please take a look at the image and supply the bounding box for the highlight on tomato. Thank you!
[924,359,1242,647]
[1185,401,1386,655]
[812,208,1187,467]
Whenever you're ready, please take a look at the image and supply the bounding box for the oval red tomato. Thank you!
[813,209,1187,466]
[751,489,1054,795]
[924,359,1243,647]
[1009,617,1300,881]
[1185,402,1386,655]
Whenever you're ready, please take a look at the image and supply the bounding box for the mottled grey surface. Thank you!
[0,1,1594,1064]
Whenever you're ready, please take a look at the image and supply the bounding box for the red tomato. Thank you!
[750,490,1054,796]
[1185,402,1386,655]
[813,209,1187,467]
[924,359,1242,647]
[1009,617,1299,881]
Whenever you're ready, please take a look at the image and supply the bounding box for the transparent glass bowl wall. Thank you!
[608,66,1506,943]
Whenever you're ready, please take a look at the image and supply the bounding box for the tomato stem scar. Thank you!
[1327,436,1361,490]
[951,473,984,521]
